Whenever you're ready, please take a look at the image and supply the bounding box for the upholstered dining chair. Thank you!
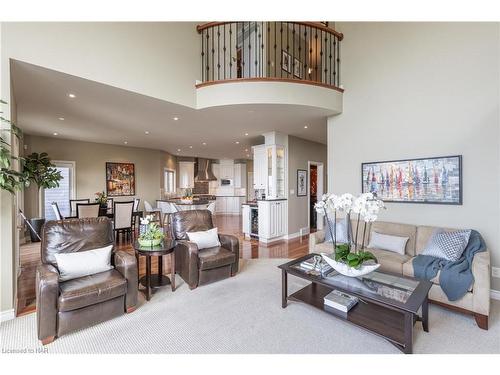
[106,197,114,208]
[171,210,239,290]
[36,217,138,345]
[113,200,134,242]
[132,198,141,231]
[70,198,90,214]
[76,203,100,218]
[51,202,64,220]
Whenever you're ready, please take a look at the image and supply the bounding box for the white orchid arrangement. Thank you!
[138,214,164,242]
[140,214,155,225]
[314,192,386,259]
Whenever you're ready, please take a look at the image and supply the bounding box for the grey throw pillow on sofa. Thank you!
[325,216,349,244]
[421,229,471,261]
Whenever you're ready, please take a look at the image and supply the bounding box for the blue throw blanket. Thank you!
[412,230,486,301]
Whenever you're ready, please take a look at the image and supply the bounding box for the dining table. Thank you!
[66,208,143,219]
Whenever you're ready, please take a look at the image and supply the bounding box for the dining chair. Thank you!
[76,203,100,218]
[51,202,64,220]
[158,201,179,232]
[106,197,114,208]
[113,201,134,243]
[144,200,162,225]
[70,198,90,214]
[132,198,141,231]
[206,201,216,216]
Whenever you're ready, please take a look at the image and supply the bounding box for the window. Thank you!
[164,169,176,194]
[43,161,75,219]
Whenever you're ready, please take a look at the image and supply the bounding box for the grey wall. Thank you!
[288,135,327,235]
[328,22,500,289]
[24,135,175,217]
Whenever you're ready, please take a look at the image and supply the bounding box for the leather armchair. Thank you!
[171,210,239,289]
[36,217,138,345]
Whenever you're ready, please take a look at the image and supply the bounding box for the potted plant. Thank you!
[315,192,385,277]
[138,215,165,247]
[23,152,62,242]
[0,100,25,193]
[95,191,108,208]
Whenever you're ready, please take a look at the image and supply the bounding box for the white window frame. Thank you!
[41,160,76,218]
[164,168,176,195]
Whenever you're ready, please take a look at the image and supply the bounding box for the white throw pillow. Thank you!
[187,227,221,250]
[54,245,114,282]
[367,232,409,255]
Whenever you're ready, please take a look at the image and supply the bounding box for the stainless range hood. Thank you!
[195,158,217,181]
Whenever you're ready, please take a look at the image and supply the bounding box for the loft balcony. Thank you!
[195,22,343,113]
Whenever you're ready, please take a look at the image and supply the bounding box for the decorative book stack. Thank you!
[298,256,333,277]
[324,290,359,314]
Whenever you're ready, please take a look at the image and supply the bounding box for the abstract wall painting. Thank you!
[361,155,462,205]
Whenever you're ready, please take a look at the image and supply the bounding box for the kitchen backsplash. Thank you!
[193,181,209,194]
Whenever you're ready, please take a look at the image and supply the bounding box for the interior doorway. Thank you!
[307,161,324,232]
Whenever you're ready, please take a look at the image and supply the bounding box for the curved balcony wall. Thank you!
[195,22,344,113]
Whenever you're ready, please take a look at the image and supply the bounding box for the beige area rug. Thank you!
[1,259,499,354]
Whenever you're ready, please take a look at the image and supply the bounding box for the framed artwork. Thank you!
[293,58,303,79]
[361,155,462,205]
[282,50,291,73]
[106,162,136,196]
[297,169,307,197]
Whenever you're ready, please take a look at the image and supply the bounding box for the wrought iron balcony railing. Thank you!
[197,22,343,91]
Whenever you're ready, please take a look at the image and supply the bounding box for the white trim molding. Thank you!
[0,309,15,322]
[490,289,500,301]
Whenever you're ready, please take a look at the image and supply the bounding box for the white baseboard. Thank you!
[284,232,302,240]
[0,309,15,322]
[490,289,500,301]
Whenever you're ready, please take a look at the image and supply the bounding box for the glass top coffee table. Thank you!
[278,254,432,354]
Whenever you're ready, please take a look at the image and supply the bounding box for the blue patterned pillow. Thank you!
[325,216,349,244]
[422,229,472,261]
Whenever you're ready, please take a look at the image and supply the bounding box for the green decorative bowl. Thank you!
[138,238,163,247]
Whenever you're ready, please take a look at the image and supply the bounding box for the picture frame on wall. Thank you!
[106,162,136,197]
[293,58,303,79]
[361,155,462,205]
[282,50,291,73]
[297,169,307,197]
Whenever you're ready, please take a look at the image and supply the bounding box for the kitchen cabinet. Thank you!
[253,144,286,199]
[258,200,287,241]
[209,163,220,194]
[242,204,251,235]
[219,164,234,180]
[252,145,267,190]
[215,196,245,215]
[178,161,195,189]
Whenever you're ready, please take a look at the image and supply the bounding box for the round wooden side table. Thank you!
[133,239,176,301]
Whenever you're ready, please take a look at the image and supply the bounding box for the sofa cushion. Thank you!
[421,229,471,261]
[58,269,127,312]
[416,225,468,255]
[198,246,236,270]
[54,244,114,282]
[367,221,417,256]
[368,232,409,255]
[368,248,410,275]
[402,258,474,291]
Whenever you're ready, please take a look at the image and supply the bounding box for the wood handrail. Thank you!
[196,21,344,41]
[195,77,344,92]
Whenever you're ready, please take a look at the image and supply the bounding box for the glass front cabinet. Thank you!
[266,145,286,199]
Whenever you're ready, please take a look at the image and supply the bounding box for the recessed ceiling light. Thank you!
[235,141,240,144]
[53,132,58,136]
[177,149,181,152]
[245,149,249,152]
[246,154,250,158]
[244,133,249,136]
[189,145,193,149]
[124,141,128,144]
[202,142,207,145]
[58,117,65,121]
[68,93,76,98]
[173,116,179,121]
[304,125,308,129]
[145,131,150,135]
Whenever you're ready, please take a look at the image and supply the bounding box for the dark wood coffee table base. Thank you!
[281,270,429,354]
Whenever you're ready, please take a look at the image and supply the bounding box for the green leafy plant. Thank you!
[138,221,165,241]
[334,244,377,268]
[0,100,26,193]
[95,191,108,205]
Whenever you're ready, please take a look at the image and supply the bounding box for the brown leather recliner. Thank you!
[171,210,239,289]
[36,217,138,345]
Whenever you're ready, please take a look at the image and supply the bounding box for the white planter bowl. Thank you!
[321,253,380,277]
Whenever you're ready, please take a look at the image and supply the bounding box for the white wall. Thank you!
[2,22,200,108]
[328,22,500,289]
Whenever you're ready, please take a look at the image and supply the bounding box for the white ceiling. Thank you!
[11,60,330,160]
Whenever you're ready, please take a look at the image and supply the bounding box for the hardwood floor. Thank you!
[16,214,311,316]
